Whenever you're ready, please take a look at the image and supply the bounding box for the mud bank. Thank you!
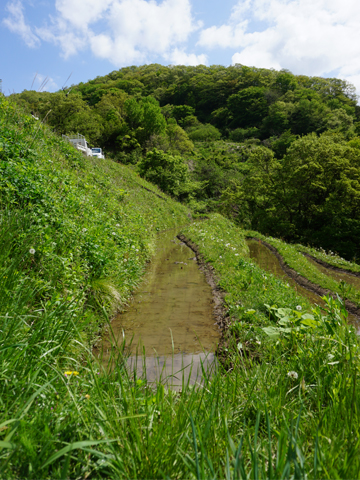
[247,237,360,320]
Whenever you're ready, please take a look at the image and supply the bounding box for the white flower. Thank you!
[82,228,87,233]
[235,254,239,256]
[29,248,36,255]
[296,305,302,311]
[112,232,116,235]
[116,224,120,227]
[287,371,298,379]
[123,258,127,262]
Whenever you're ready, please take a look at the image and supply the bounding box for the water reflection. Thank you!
[127,352,217,391]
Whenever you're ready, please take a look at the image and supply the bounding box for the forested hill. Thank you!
[12,64,360,261]
[13,64,359,150]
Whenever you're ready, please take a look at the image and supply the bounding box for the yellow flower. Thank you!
[85,394,90,400]
[64,371,79,376]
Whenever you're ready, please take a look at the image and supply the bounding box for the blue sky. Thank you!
[1,0,360,97]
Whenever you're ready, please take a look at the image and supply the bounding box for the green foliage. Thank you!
[2,89,360,478]
[138,148,194,198]
[0,96,189,316]
[11,64,360,260]
[187,123,221,141]
[227,87,268,128]
[221,134,360,260]
[229,127,260,142]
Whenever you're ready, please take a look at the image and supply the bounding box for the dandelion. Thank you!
[29,248,36,255]
[85,394,90,400]
[64,371,79,376]
[296,305,302,311]
[287,371,298,380]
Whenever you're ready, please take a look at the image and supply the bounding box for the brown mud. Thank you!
[247,237,360,324]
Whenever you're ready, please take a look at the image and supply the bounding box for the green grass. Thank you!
[2,97,360,478]
[245,230,360,307]
[179,215,360,478]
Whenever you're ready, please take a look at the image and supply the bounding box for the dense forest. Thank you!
[13,64,360,260]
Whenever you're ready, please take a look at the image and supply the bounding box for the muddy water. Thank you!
[246,239,360,330]
[305,255,360,291]
[100,230,219,388]
[247,239,323,305]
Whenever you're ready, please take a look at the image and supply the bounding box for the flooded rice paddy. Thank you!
[247,239,360,330]
[100,230,220,389]
[305,255,360,291]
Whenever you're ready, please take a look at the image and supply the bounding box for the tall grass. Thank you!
[1,97,360,478]
[1,210,359,478]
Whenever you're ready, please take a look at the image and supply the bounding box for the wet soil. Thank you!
[246,238,360,329]
[99,229,220,388]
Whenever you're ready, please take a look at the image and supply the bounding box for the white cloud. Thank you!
[166,48,207,66]
[3,0,40,48]
[89,0,202,65]
[4,0,204,66]
[35,17,87,58]
[55,0,113,31]
[199,0,360,95]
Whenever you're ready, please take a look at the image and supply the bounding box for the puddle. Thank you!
[99,229,220,388]
[246,239,360,330]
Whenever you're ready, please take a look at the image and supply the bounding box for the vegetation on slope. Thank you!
[12,64,360,259]
[179,215,360,478]
[2,64,360,477]
[0,95,189,324]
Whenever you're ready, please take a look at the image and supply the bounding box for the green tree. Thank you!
[138,148,190,197]
[227,87,268,128]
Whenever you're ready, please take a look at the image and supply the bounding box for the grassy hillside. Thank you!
[2,95,360,478]
[0,95,189,323]
[12,64,360,260]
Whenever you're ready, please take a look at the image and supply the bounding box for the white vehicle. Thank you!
[91,147,105,159]
[62,133,92,157]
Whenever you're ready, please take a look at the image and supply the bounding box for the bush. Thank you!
[187,124,221,142]
[229,127,259,142]
[138,148,190,197]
